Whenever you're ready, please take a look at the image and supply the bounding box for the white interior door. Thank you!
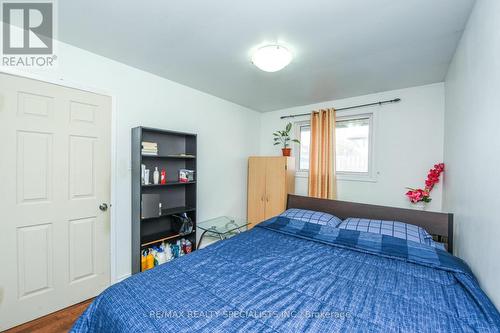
[0,73,111,330]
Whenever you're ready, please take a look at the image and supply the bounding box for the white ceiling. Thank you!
[58,0,475,112]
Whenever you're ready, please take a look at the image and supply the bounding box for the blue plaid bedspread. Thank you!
[72,217,500,332]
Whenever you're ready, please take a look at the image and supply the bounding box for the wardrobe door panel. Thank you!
[264,157,287,219]
[247,157,266,228]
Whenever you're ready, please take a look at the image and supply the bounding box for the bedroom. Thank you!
[0,0,499,332]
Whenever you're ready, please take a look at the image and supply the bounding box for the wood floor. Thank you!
[3,299,93,333]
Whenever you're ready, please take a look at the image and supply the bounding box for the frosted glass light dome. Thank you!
[251,45,292,72]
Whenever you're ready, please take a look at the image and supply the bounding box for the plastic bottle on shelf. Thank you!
[156,247,166,265]
[141,164,146,184]
[153,247,159,266]
[171,242,179,258]
[141,250,148,271]
[164,242,172,261]
[180,239,186,253]
[178,240,184,256]
[184,239,192,254]
[146,249,155,270]
[153,167,160,185]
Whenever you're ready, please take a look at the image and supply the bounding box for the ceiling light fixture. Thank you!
[251,44,293,72]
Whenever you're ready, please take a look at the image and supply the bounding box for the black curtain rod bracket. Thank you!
[280,98,401,120]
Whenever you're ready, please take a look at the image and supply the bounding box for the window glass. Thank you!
[335,117,370,173]
[299,125,310,170]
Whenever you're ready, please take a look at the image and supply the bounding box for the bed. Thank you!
[72,195,500,332]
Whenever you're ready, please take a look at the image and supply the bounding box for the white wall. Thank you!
[260,83,445,211]
[443,0,500,308]
[1,41,261,282]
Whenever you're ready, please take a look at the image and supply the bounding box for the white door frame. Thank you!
[0,67,119,285]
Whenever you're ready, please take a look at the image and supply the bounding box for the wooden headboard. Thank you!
[286,195,454,253]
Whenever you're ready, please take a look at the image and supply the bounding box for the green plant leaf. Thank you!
[273,142,280,145]
[286,122,292,132]
[292,139,300,143]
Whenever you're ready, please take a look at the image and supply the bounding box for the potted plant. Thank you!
[405,163,445,209]
[273,122,300,156]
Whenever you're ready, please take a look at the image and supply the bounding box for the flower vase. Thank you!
[411,202,427,211]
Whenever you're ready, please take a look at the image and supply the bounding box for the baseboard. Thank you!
[114,273,131,284]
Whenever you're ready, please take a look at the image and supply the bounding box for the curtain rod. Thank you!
[279,98,401,120]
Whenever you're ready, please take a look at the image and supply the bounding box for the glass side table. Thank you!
[197,216,249,249]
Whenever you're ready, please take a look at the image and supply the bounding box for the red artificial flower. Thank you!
[434,163,445,172]
[405,163,445,203]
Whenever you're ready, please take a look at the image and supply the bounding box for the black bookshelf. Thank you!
[131,127,197,274]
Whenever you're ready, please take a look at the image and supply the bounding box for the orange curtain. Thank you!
[308,108,336,199]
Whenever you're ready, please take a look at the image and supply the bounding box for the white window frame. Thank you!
[294,110,377,182]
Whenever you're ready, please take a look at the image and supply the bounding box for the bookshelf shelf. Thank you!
[141,230,196,248]
[141,154,196,159]
[131,127,197,275]
[141,206,196,221]
[142,181,196,188]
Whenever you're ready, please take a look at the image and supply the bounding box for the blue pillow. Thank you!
[338,217,433,245]
[430,241,447,251]
[279,208,342,227]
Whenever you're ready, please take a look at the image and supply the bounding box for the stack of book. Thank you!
[142,141,158,156]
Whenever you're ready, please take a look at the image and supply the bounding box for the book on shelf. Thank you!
[142,141,157,148]
[141,142,158,153]
[141,142,158,154]
[142,151,158,156]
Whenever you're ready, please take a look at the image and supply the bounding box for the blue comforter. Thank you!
[72,217,500,332]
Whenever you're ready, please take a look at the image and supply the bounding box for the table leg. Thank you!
[197,229,210,250]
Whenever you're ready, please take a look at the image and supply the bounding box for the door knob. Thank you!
[99,203,109,211]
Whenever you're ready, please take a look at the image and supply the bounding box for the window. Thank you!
[296,113,374,180]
